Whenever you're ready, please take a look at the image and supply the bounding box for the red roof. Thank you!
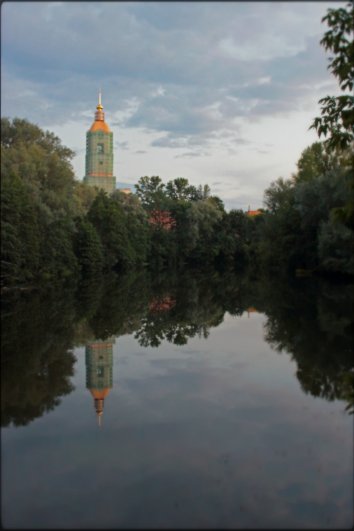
[149,296,176,313]
[247,209,262,217]
[148,210,176,230]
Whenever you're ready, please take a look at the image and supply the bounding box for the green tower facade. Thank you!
[83,93,116,195]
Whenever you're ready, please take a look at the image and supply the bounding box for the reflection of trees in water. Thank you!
[134,273,225,347]
[1,290,76,427]
[87,271,352,415]
[262,277,354,414]
[74,271,232,348]
[78,272,150,342]
[2,271,353,427]
[135,318,211,348]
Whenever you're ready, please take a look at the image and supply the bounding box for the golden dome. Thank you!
[89,120,111,133]
[88,91,111,133]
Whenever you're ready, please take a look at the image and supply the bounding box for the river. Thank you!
[1,271,353,528]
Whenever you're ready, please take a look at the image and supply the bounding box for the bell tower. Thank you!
[83,91,116,194]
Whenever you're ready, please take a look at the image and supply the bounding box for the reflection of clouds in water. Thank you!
[110,365,352,527]
[105,322,352,526]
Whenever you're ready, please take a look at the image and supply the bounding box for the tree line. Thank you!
[1,2,353,287]
[1,117,352,288]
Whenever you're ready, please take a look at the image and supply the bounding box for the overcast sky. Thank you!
[1,1,341,210]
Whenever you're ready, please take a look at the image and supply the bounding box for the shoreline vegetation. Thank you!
[1,3,353,291]
[1,116,353,292]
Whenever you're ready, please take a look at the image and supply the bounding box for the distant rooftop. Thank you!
[246,206,262,217]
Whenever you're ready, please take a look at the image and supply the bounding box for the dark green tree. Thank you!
[295,142,341,183]
[1,118,79,286]
[40,217,79,282]
[88,191,136,271]
[110,191,150,266]
[214,209,251,269]
[74,218,104,277]
[135,176,167,210]
[1,173,41,285]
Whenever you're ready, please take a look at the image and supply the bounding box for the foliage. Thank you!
[295,142,341,183]
[317,219,354,275]
[111,190,150,266]
[87,191,136,271]
[1,118,76,218]
[185,198,224,264]
[1,118,78,286]
[73,181,100,217]
[310,2,354,152]
[1,118,153,287]
[135,176,167,210]
[213,210,252,269]
[74,218,104,277]
[257,143,354,276]
[1,172,42,285]
[134,175,226,269]
[40,217,79,282]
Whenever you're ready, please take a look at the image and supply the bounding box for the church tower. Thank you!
[83,92,116,194]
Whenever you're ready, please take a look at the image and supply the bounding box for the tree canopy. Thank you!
[310,1,354,152]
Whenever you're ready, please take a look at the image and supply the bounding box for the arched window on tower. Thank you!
[97,143,104,154]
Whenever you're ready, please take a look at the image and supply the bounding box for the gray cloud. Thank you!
[1,1,340,209]
[2,2,335,140]
[116,141,129,150]
[175,151,209,159]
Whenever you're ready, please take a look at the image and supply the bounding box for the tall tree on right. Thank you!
[310,1,354,153]
[311,2,354,231]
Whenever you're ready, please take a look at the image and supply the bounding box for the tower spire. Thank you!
[96,88,103,112]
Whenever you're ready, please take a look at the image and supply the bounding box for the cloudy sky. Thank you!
[2,1,340,210]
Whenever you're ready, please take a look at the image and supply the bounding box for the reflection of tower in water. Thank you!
[247,307,258,318]
[85,339,115,426]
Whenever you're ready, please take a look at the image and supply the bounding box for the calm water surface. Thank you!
[2,272,353,528]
